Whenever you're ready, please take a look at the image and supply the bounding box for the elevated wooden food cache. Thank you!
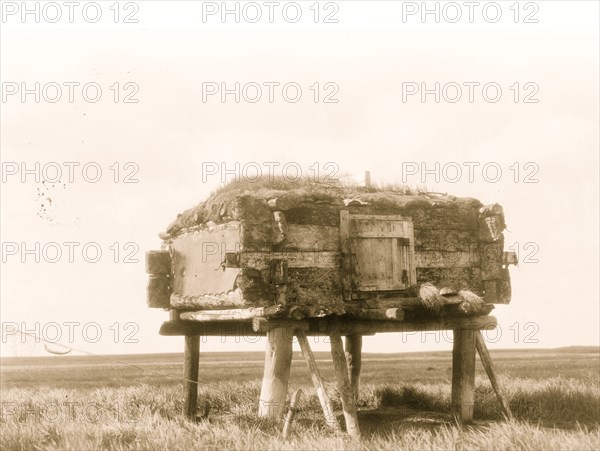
[146,179,517,434]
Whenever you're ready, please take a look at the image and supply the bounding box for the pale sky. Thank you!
[1,1,598,356]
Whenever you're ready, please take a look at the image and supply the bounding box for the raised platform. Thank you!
[160,314,510,437]
[159,315,497,336]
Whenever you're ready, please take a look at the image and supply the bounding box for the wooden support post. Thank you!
[296,330,340,431]
[258,327,293,418]
[451,328,476,422]
[475,331,513,420]
[183,335,200,420]
[344,335,362,401]
[330,327,361,438]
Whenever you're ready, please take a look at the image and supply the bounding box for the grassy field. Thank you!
[1,347,599,450]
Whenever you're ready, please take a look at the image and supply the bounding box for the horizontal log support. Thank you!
[160,320,260,337]
[346,307,405,321]
[180,306,283,322]
[253,318,309,333]
[351,296,423,307]
[307,315,497,336]
[159,316,497,337]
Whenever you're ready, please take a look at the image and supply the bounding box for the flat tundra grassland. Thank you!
[1,347,599,450]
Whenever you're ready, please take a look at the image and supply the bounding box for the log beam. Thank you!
[183,335,200,420]
[258,327,294,418]
[160,320,259,337]
[451,328,476,422]
[345,335,362,401]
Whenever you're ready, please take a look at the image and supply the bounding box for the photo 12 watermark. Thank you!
[1,1,140,24]
[200,1,340,24]
[400,1,539,24]
[400,161,540,184]
[1,401,142,424]
[1,82,140,104]
[1,161,140,184]
[201,161,340,183]
[401,82,539,104]
[201,82,339,104]
[1,241,141,264]
[2,321,140,345]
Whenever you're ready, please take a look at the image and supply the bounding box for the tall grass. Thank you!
[1,376,598,450]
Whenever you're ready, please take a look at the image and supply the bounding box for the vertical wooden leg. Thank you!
[296,330,341,431]
[183,335,200,420]
[475,331,513,420]
[258,327,293,418]
[344,335,362,402]
[451,328,476,423]
[330,328,361,438]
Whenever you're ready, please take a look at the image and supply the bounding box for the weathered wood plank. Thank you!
[180,306,280,322]
[145,250,171,275]
[284,223,339,251]
[170,224,242,298]
[147,275,171,308]
[170,290,249,310]
[405,206,480,231]
[339,209,352,301]
[414,251,478,268]
[284,207,340,226]
[258,327,294,418]
[183,335,200,420]
[241,251,339,269]
[452,328,476,422]
[414,228,478,249]
[296,331,340,431]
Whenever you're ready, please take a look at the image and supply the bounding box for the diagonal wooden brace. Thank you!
[475,331,513,420]
[296,330,341,432]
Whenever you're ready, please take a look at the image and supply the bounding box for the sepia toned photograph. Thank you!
[1,1,598,450]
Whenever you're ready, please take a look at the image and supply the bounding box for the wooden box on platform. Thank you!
[146,182,516,319]
[145,180,517,430]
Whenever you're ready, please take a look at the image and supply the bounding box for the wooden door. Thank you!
[340,211,416,299]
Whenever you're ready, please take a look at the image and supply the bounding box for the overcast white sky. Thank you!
[1,1,598,357]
